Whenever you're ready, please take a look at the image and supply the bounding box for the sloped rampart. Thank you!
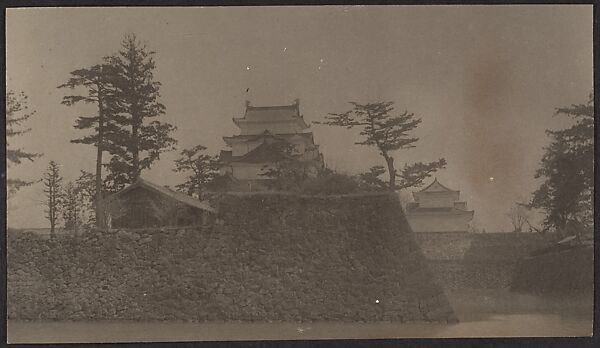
[8,193,456,323]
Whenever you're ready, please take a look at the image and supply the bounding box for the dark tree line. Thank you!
[39,162,96,235]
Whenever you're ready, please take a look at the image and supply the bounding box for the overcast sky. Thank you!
[6,6,592,230]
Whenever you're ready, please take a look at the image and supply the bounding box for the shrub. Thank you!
[300,169,362,195]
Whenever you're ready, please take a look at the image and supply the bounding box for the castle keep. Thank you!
[219,100,324,191]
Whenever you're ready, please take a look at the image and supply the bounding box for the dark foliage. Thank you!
[300,169,362,195]
[62,182,83,230]
[173,145,219,199]
[42,161,63,237]
[105,33,177,190]
[531,93,594,238]
[259,142,314,191]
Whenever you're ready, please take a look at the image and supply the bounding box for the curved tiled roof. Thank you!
[243,102,300,121]
[417,178,458,193]
[232,101,310,130]
[223,130,314,145]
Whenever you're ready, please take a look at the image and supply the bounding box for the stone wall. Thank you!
[511,244,593,295]
[413,232,551,290]
[406,213,472,233]
[8,192,456,323]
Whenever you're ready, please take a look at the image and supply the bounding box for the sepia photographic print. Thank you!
[5,5,594,343]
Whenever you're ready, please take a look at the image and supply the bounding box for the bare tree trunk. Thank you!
[384,154,396,191]
[50,207,55,239]
[95,84,105,227]
[132,119,140,182]
[50,184,56,239]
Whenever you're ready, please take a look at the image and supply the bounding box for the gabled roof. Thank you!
[109,177,216,213]
[417,178,459,193]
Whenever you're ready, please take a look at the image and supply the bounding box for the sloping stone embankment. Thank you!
[413,232,551,290]
[8,192,456,323]
[511,244,593,295]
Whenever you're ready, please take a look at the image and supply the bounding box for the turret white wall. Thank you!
[407,213,473,233]
[231,139,263,156]
[417,191,461,208]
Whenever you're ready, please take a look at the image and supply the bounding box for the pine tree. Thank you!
[58,63,123,226]
[316,101,446,190]
[259,142,313,191]
[43,161,63,238]
[62,182,82,231]
[173,145,219,199]
[105,33,177,190]
[6,90,42,196]
[531,93,594,239]
[74,170,99,226]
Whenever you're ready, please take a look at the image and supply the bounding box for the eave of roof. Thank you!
[109,177,216,213]
[406,207,474,216]
[232,116,310,129]
[223,131,314,145]
[242,102,300,119]
[245,103,300,113]
[228,142,278,164]
[227,141,306,164]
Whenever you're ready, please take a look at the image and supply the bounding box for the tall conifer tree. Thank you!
[6,90,42,196]
[58,63,123,226]
[43,161,63,238]
[106,33,177,190]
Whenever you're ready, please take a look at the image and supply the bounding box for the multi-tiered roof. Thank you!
[405,178,475,233]
[219,100,323,185]
[406,178,473,214]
